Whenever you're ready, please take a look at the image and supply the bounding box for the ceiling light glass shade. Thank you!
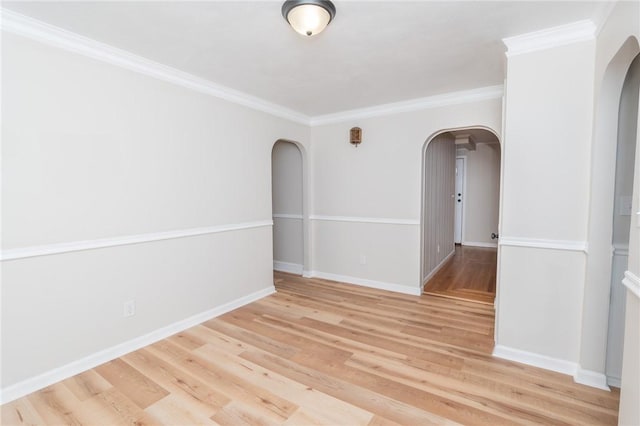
[282,1,336,37]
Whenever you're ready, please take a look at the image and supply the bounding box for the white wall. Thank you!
[1,32,309,393]
[422,133,456,282]
[497,36,596,365]
[271,141,304,270]
[462,143,501,246]
[580,3,640,422]
[309,99,502,294]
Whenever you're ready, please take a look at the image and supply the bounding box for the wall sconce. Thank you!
[350,127,362,147]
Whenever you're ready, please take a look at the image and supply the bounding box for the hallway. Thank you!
[423,245,497,304]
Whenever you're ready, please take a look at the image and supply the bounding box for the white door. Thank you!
[454,157,464,244]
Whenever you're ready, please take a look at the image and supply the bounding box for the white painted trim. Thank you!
[0,9,309,125]
[309,215,420,226]
[423,249,455,285]
[1,220,273,261]
[574,368,610,391]
[462,241,498,249]
[493,345,578,376]
[0,9,507,128]
[310,85,504,126]
[592,1,617,36]
[503,20,597,57]
[302,270,313,278]
[499,237,588,253]
[607,376,621,388]
[273,261,303,275]
[622,270,640,299]
[0,286,275,404]
[272,214,304,220]
[493,346,611,391]
[308,271,422,296]
[613,244,629,257]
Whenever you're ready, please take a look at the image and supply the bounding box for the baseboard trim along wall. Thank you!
[309,271,422,296]
[499,237,588,253]
[622,270,640,299]
[1,220,273,261]
[493,345,610,391]
[607,376,622,388]
[310,215,420,226]
[574,367,611,391]
[273,261,304,275]
[423,249,455,285]
[0,286,276,405]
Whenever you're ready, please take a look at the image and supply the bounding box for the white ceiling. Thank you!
[3,1,610,117]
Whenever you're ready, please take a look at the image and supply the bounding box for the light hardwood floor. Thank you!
[424,245,497,304]
[2,272,619,425]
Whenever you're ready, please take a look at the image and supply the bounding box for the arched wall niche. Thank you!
[271,139,311,276]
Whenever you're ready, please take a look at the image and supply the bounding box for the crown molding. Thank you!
[1,8,504,128]
[591,1,617,36]
[309,85,504,126]
[503,20,597,57]
[0,8,310,125]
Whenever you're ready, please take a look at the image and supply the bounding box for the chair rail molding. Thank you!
[273,214,304,220]
[622,270,640,299]
[309,215,420,226]
[1,220,273,261]
[499,236,588,253]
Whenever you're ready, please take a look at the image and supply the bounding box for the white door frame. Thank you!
[454,156,466,244]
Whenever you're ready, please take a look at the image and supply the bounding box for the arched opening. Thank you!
[580,36,640,389]
[606,53,640,386]
[271,140,306,276]
[420,127,502,305]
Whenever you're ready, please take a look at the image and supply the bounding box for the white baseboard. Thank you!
[493,345,578,376]
[273,261,303,275]
[0,286,275,404]
[308,271,422,296]
[575,367,610,391]
[462,241,498,248]
[302,270,313,278]
[607,376,621,388]
[493,345,611,391]
[423,249,455,285]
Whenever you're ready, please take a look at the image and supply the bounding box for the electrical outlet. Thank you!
[123,300,136,318]
[359,254,367,265]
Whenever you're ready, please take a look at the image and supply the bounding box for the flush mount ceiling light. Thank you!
[282,0,336,37]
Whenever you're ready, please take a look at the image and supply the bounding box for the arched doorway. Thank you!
[580,37,640,390]
[607,53,640,385]
[420,127,502,304]
[271,140,306,275]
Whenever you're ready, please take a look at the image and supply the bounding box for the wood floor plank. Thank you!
[424,246,497,304]
[94,358,169,409]
[1,271,619,425]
